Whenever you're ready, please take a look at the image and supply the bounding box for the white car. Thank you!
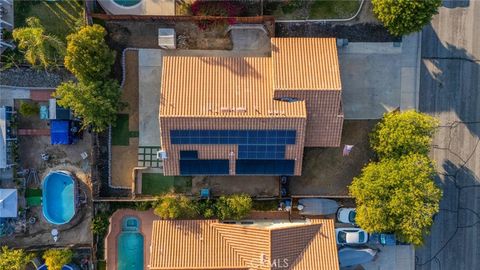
[335,228,368,245]
[337,208,356,224]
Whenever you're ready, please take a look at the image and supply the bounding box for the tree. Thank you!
[54,79,123,132]
[0,246,34,270]
[371,110,439,159]
[64,24,115,81]
[215,194,252,220]
[19,101,39,116]
[153,194,197,219]
[12,17,65,69]
[43,248,73,270]
[91,213,110,236]
[349,154,442,245]
[371,0,442,36]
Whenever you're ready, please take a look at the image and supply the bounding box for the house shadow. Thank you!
[419,23,480,138]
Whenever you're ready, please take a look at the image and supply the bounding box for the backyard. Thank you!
[141,174,192,195]
[14,0,85,41]
[175,0,362,20]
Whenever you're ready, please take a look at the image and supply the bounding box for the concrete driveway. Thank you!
[340,33,420,119]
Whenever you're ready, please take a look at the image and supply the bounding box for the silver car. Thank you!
[337,207,356,224]
[336,228,369,245]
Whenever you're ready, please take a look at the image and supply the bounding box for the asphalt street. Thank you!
[416,1,480,269]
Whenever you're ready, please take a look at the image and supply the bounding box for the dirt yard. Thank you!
[192,176,279,198]
[290,120,377,196]
[110,50,140,188]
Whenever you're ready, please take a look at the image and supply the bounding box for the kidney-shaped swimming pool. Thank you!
[42,171,76,225]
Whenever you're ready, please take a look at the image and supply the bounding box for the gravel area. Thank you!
[0,67,75,87]
[275,22,401,42]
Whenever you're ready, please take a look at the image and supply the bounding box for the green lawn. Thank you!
[141,173,192,195]
[264,0,361,20]
[111,114,130,146]
[14,0,85,41]
[309,0,361,19]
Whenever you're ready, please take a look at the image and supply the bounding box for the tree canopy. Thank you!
[43,248,73,270]
[371,0,442,36]
[153,194,198,219]
[64,24,115,81]
[13,17,65,69]
[55,79,123,132]
[370,110,439,159]
[0,246,34,270]
[215,194,252,220]
[349,154,442,245]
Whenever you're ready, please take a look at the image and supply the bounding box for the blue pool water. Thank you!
[118,217,144,270]
[42,171,76,225]
[113,0,141,7]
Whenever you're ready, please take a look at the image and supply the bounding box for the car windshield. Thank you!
[338,231,347,243]
[349,211,356,223]
[358,232,365,242]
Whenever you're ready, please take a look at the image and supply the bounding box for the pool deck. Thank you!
[98,0,175,15]
[105,209,161,270]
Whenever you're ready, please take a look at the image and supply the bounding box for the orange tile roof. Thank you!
[272,38,342,91]
[149,219,339,270]
[160,56,306,118]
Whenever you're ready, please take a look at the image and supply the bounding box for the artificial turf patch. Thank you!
[111,114,130,146]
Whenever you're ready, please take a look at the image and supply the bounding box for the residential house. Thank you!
[159,38,343,176]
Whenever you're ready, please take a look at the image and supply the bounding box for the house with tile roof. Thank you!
[149,218,339,270]
[158,38,344,176]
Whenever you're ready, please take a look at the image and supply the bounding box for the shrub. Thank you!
[91,213,110,236]
[43,249,73,270]
[372,0,442,36]
[154,194,198,219]
[370,110,439,159]
[215,194,252,220]
[18,101,39,116]
[0,246,34,270]
[196,199,216,218]
[64,24,115,81]
[349,154,442,245]
[134,201,153,211]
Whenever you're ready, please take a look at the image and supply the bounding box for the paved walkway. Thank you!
[340,32,421,119]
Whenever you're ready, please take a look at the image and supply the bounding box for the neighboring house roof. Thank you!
[271,38,342,91]
[149,219,339,270]
[0,189,18,218]
[160,56,306,118]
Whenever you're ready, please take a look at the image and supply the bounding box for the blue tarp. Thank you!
[50,120,71,145]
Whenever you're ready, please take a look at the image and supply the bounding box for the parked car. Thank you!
[335,228,369,245]
[337,207,356,224]
[297,198,339,215]
[369,233,396,246]
[338,247,378,267]
[280,176,289,197]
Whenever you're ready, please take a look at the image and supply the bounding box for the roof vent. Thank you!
[220,107,230,113]
[236,107,247,113]
[158,28,176,49]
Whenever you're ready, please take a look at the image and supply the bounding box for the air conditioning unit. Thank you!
[158,28,176,49]
[157,150,167,160]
